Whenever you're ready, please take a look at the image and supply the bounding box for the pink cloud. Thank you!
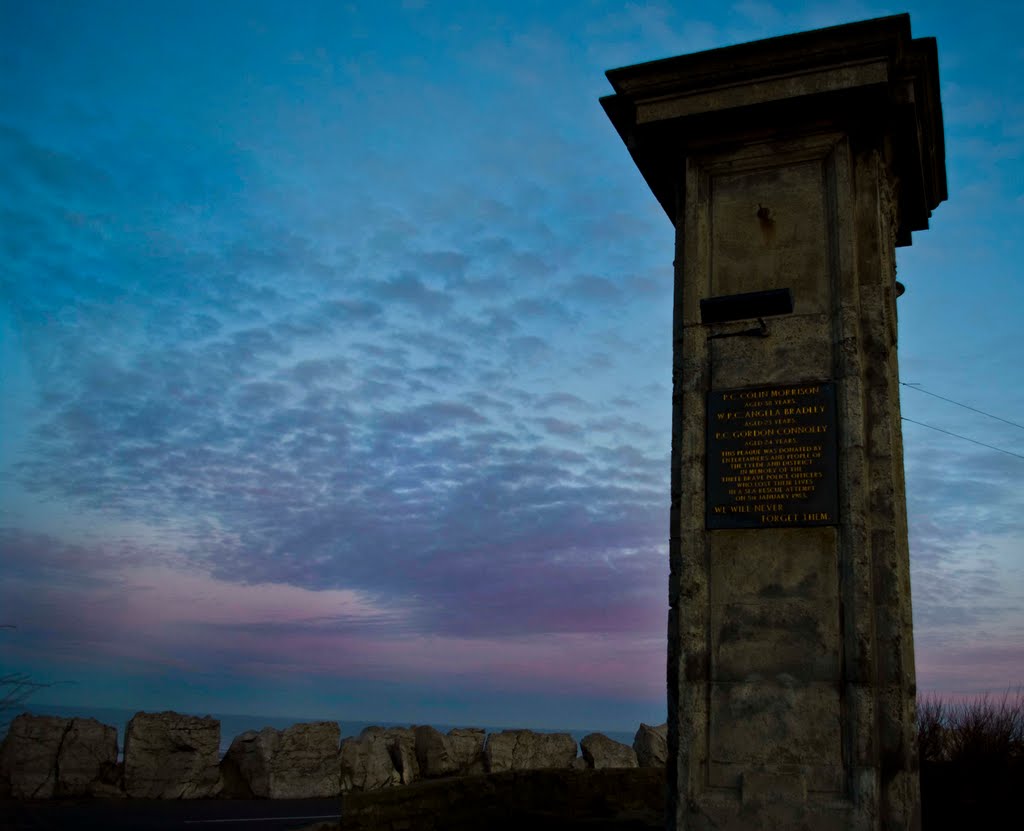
[916,638,1024,698]
[117,566,391,627]
[3,551,664,701]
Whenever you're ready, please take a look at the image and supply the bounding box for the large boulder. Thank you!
[56,717,121,796]
[123,711,221,798]
[414,726,458,778]
[580,733,638,769]
[414,726,487,778]
[0,714,67,798]
[339,727,401,791]
[446,728,486,775]
[633,722,668,767]
[484,730,577,772]
[222,722,340,799]
[384,727,419,785]
[0,714,118,798]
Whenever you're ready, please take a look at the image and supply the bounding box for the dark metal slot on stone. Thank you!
[699,288,794,324]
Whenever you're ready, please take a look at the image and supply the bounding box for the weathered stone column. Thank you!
[601,15,946,831]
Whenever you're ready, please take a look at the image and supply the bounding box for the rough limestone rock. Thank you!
[484,730,577,773]
[446,727,486,775]
[414,725,458,778]
[220,731,261,799]
[222,722,340,799]
[0,714,118,798]
[56,717,121,796]
[123,711,221,798]
[1,714,67,798]
[339,727,401,791]
[632,722,668,768]
[580,733,638,769]
[384,727,419,785]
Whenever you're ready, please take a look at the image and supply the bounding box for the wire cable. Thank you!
[901,416,1024,460]
[901,382,1024,431]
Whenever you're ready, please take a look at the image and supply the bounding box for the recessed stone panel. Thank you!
[710,161,830,313]
[709,682,842,769]
[709,527,838,604]
[709,761,844,794]
[710,314,833,389]
[711,599,839,681]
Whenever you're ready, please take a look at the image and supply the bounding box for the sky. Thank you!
[1,0,1022,732]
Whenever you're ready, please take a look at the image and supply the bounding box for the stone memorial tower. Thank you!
[601,15,946,831]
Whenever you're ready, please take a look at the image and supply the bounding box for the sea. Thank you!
[21,704,639,760]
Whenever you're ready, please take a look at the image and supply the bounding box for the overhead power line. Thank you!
[901,417,1024,461]
[901,382,1024,432]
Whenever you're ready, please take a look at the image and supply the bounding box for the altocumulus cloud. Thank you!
[4,0,1021,722]
[0,0,678,718]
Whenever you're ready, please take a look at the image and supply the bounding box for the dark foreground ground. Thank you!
[0,770,663,831]
[2,762,1018,831]
[338,768,663,830]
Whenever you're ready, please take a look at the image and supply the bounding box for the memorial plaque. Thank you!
[706,382,838,529]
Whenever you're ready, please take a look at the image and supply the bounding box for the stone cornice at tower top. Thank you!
[600,13,947,246]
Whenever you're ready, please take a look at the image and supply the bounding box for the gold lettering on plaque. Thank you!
[706,383,838,528]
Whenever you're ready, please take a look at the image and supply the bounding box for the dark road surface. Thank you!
[0,799,339,831]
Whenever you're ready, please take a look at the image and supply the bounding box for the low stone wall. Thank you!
[0,711,667,800]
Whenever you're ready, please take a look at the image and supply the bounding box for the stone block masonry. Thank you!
[602,13,946,831]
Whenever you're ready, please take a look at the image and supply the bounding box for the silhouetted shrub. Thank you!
[918,690,1023,830]
[916,695,947,765]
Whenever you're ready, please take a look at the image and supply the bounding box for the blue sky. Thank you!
[1,0,1022,731]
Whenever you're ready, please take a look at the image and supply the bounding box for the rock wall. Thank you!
[123,711,221,799]
[485,730,577,773]
[413,725,487,778]
[0,714,119,798]
[447,727,487,775]
[0,711,668,799]
[580,732,638,769]
[222,722,341,799]
[339,727,402,791]
[633,722,668,767]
